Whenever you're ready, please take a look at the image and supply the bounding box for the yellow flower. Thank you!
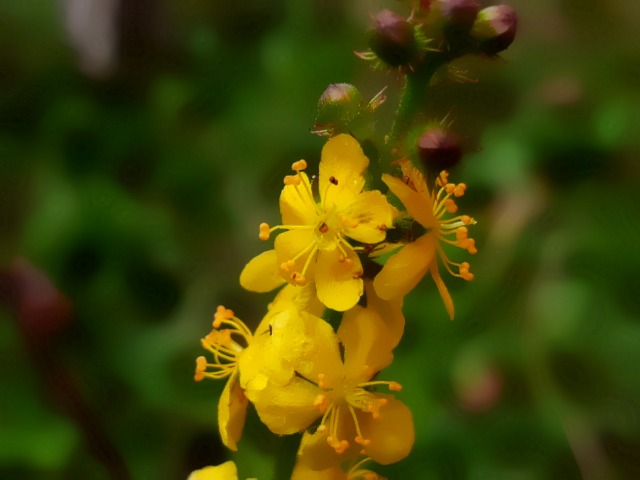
[194,306,253,451]
[243,303,414,469]
[187,461,238,480]
[373,161,477,320]
[194,286,316,451]
[240,134,394,311]
[187,461,257,480]
[292,456,386,480]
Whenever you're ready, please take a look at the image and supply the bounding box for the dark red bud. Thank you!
[369,10,418,67]
[417,127,463,173]
[471,5,518,55]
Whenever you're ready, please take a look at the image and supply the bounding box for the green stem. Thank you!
[271,433,302,480]
[388,51,455,147]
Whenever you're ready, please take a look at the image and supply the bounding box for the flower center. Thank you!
[426,170,478,281]
[257,161,362,286]
[311,370,403,454]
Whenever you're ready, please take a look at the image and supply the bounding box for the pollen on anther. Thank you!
[292,160,307,171]
[194,356,207,381]
[259,223,271,240]
[284,175,301,186]
[389,381,402,391]
[355,435,371,446]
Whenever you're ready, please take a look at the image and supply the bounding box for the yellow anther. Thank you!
[445,183,456,194]
[459,262,474,281]
[317,424,327,433]
[466,238,477,255]
[314,394,328,412]
[259,223,271,241]
[461,215,472,225]
[318,373,327,389]
[213,306,234,327]
[291,159,307,171]
[437,171,449,186]
[389,381,402,392]
[445,198,458,213]
[453,183,467,197]
[291,272,306,286]
[328,437,349,454]
[283,174,301,186]
[456,227,468,240]
[355,435,371,446]
[194,356,207,381]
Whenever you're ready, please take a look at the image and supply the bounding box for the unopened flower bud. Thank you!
[470,5,518,55]
[313,83,363,136]
[417,127,463,173]
[436,0,479,28]
[369,10,418,67]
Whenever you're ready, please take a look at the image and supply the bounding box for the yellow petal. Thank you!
[341,191,394,244]
[218,372,248,451]
[270,309,343,386]
[319,134,368,210]
[296,427,358,472]
[364,280,405,350]
[274,229,317,282]
[250,377,322,435]
[382,174,435,229]
[280,171,318,225]
[339,306,394,382]
[315,248,363,311]
[359,396,414,465]
[292,461,345,480]
[187,461,238,480]
[240,250,286,293]
[373,234,435,300]
[430,261,455,320]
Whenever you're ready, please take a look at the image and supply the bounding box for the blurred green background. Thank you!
[1,0,639,479]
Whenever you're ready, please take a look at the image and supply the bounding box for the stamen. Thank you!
[194,356,207,381]
[259,222,271,240]
[283,175,301,186]
[292,160,307,171]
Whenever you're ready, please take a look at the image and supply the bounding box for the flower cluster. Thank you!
[191,1,516,477]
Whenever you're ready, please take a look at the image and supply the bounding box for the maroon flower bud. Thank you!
[369,10,418,67]
[437,0,479,27]
[471,5,518,55]
[417,127,463,173]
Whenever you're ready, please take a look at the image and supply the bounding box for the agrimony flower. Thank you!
[292,456,386,480]
[187,461,238,480]
[193,289,301,451]
[240,134,394,311]
[244,302,413,469]
[373,160,477,319]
